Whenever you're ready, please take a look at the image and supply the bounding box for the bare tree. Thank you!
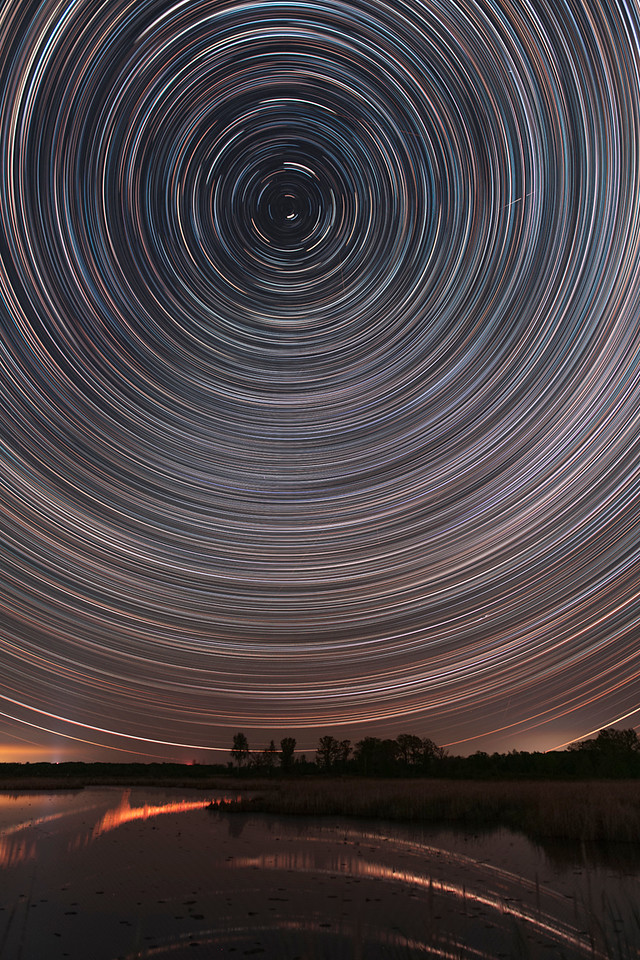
[280,737,296,771]
[231,731,249,769]
[421,737,445,763]
[262,739,278,772]
[316,736,351,771]
[316,735,340,770]
[396,733,424,766]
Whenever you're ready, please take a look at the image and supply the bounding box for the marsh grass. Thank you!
[3,772,639,843]
[215,778,640,843]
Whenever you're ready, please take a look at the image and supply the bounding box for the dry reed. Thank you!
[216,777,640,843]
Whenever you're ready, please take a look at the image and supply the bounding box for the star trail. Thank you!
[0,0,639,760]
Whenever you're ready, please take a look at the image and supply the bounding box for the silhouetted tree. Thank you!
[316,735,339,770]
[420,737,445,765]
[316,736,351,771]
[594,728,639,754]
[396,733,423,767]
[354,737,398,776]
[569,728,640,777]
[254,739,277,773]
[280,737,296,771]
[231,732,249,769]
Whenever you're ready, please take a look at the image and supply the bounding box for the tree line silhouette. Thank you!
[0,726,637,784]
[229,726,640,779]
[231,730,445,774]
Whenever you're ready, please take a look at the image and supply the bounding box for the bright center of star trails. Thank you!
[0,0,639,759]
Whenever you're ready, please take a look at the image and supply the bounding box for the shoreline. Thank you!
[214,777,640,844]
[1,776,639,843]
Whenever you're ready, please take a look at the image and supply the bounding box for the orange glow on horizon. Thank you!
[0,744,76,763]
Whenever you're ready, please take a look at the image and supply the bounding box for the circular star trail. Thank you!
[1,0,640,756]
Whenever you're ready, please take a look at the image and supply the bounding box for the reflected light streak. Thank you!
[0,800,102,867]
[120,921,494,960]
[91,790,239,839]
[349,827,571,908]
[0,791,238,867]
[232,852,607,958]
[0,837,35,869]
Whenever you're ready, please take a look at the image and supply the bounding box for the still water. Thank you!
[0,787,638,959]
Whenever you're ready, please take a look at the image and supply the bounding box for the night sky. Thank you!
[1,0,639,763]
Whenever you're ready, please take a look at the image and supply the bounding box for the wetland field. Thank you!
[0,783,639,958]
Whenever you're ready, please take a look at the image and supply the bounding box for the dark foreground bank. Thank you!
[1,763,638,843]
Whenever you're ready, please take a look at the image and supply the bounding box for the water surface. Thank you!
[0,787,638,958]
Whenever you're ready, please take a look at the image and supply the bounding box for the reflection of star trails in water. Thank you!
[0,800,104,868]
[91,791,222,839]
[0,791,237,865]
[118,923,495,960]
[233,851,607,958]
[0,795,636,959]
